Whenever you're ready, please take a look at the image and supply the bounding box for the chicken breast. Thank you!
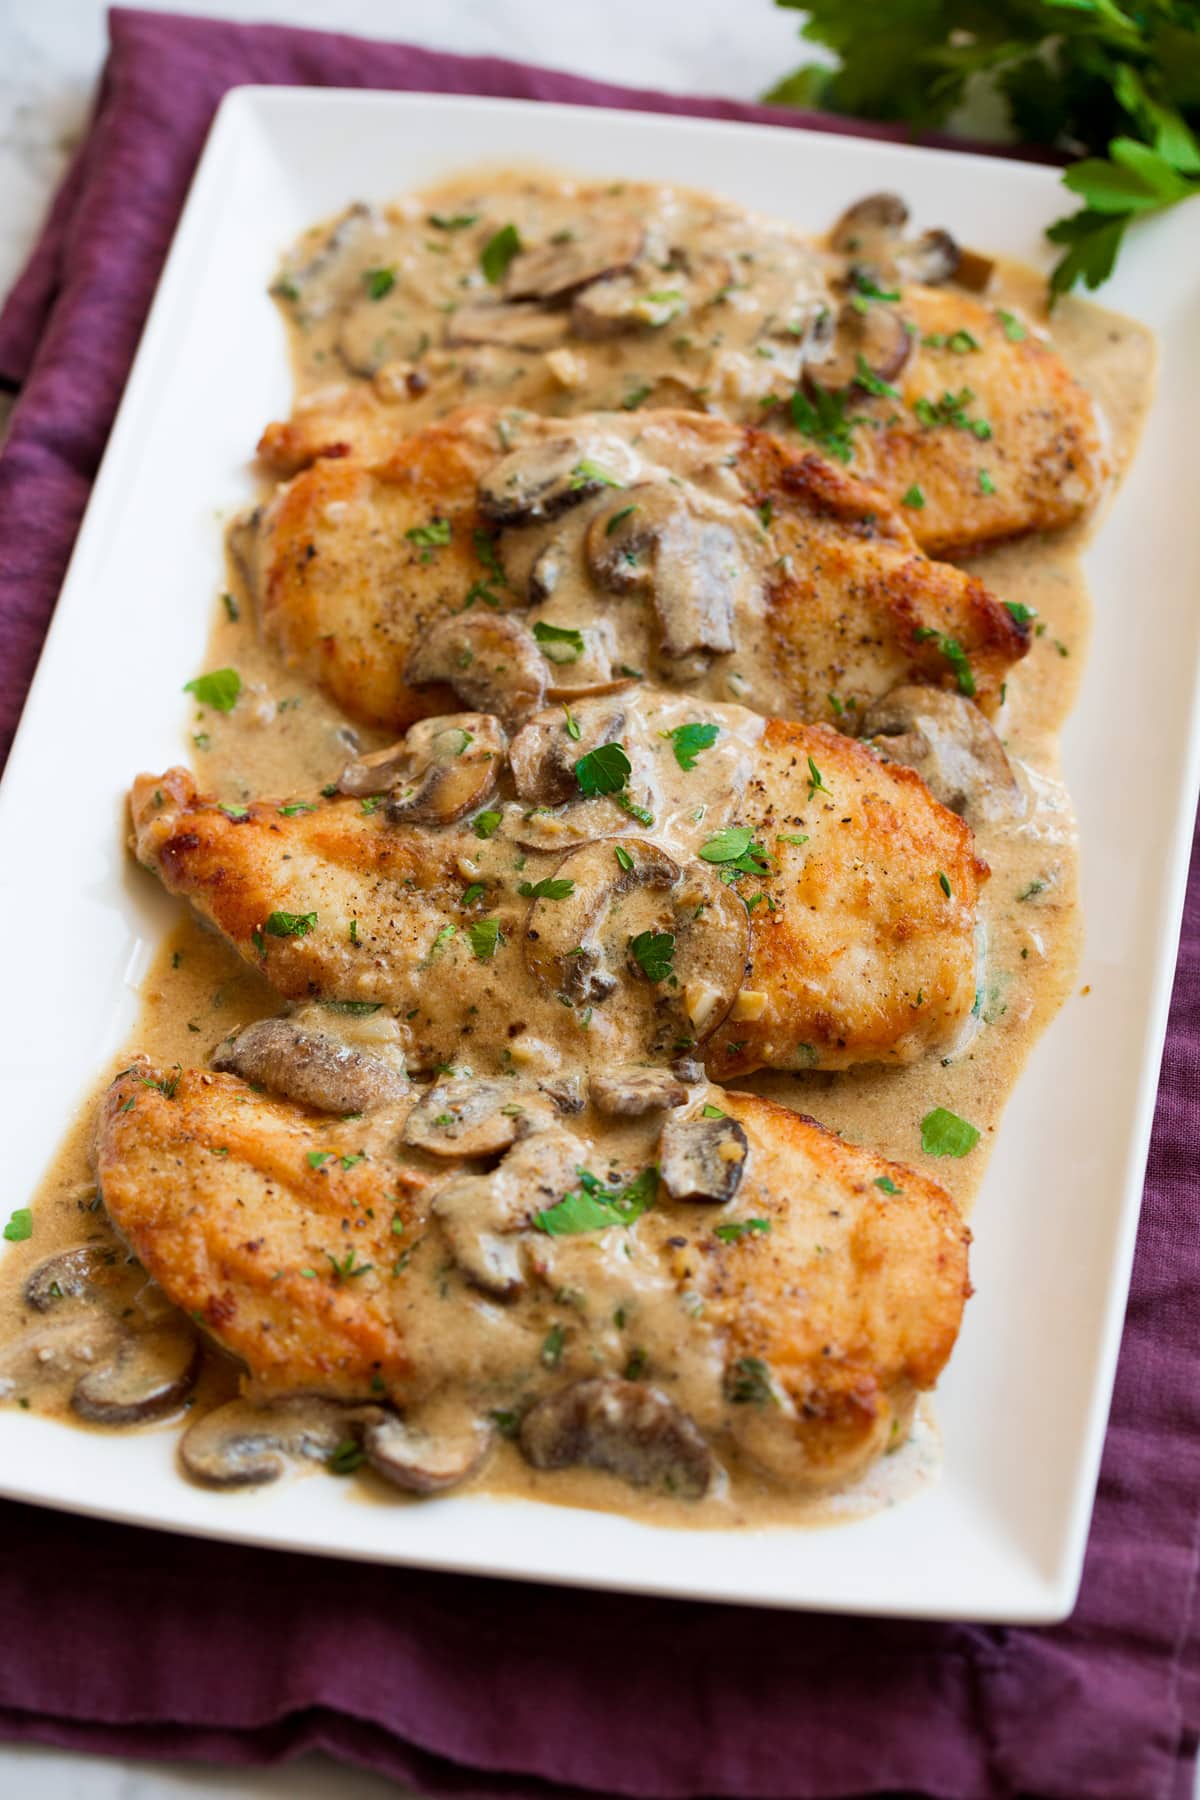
[238,406,1027,734]
[261,177,1102,553]
[95,1066,969,1493]
[129,692,986,1077]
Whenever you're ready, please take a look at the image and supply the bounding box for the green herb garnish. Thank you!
[183,668,241,713]
[663,721,719,771]
[920,1107,980,1158]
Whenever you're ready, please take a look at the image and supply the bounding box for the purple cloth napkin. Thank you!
[0,10,1196,1798]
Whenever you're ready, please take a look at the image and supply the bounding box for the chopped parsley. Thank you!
[322,1000,382,1017]
[629,929,676,983]
[569,458,625,491]
[614,844,634,872]
[806,754,831,800]
[874,1175,902,1195]
[222,592,240,622]
[540,1323,566,1368]
[662,721,719,771]
[995,309,1027,343]
[574,742,632,798]
[563,705,581,741]
[183,668,241,713]
[264,910,317,938]
[480,224,522,285]
[852,272,900,302]
[327,1440,366,1475]
[789,382,863,463]
[913,627,976,698]
[978,469,997,495]
[713,1218,771,1243]
[901,483,926,510]
[277,801,317,817]
[938,871,952,899]
[466,916,503,961]
[3,1208,33,1243]
[913,387,992,440]
[405,517,452,548]
[702,1104,726,1119]
[363,266,396,300]
[518,877,575,900]
[460,882,487,907]
[726,1356,776,1406]
[854,352,901,399]
[1004,600,1038,626]
[532,620,585,664]
[429,211,479,231]
[534,1167,657,1236]
[605,504,637,536]
[472,809,503,839]
[920,1107,981,1158]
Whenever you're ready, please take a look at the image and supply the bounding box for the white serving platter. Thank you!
[1,88,1197,1623]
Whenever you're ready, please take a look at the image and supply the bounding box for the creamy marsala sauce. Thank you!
[0,171,1156,1532]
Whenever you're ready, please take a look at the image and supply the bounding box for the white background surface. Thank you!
[1,6,1195,1800]
[0,9,789,1798]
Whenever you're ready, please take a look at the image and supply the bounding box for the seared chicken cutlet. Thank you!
[96,1066,970,1494]
[237,407,1026,734]
[129,690,986,1077]
[261,178,1102,552]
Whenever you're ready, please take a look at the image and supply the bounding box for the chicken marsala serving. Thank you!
[237,405,1028,735]
[129,697,987,1079]
[263,178,1104,553]
[0,160,1157,1531]
[88,1066,968,1497]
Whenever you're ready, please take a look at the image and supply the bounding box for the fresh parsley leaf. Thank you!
[852,272,900,302]
[713,1218,771,1243]
[938,870,952,899]
[183,668,241,713]
[901,484,926,509]
[429,211,479,231]
[995,309,1027,342]
[364,266,396,300]
[806,754,831,800]
[563,705,581,741]
[978,469,997,495]
[789,382,862,463]
[575,742,631,797]
[472,809,503,839]
[702,1103,727,1119]
[540,1323,566,1367]
[534,1167,657,1236]
[874,1175,902,1195]
[532,620,585,663]
[629,929,676,982]
[921,1107,980,1159]
[605,504,637,536]
[481,224,522,284]
[699,826,754,864]
[321,1001,382,1017]
[854,352,900,398]
[913,627,976,698]
[405,517,451,548]
[663,721,720,771]
[264,910,317,938]
[569,458,625,491]
[222,591,240,622]
[1005,600,1038,627]
[327,1439,366,1474]
[614,844,634,872]
[3,1208,33,1243]
[518,877,576,900]
[277,801,317,817]
[466,917,503,961]
[460,882,487,907]
[725,1356,775,1406]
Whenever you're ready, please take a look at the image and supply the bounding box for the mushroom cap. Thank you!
[180,1396,376,1487]
[659,1113,750,1205]
[359,714,507,826]
[518,1377,716,1498]
[402,1076,558,1158]
[590,1065,692,1118]
[807,300,913,395]
[509,695,629,809]
[362,1405,495,1494]
[211,1017,409,1115]
[859,683,1025,825]
[522,837,749,1049]
[431,1127,585,1298]
[445,302,570,351]
[71,1320,201,1426]
[23,1241,119,1313]
[585,484,742,664]
[478,436,638,528]
[405,614,546,725]
[502,218,643,300]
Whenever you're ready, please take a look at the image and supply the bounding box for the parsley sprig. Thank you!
[764,0,1200,300]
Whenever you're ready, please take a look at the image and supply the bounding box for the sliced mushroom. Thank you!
[590,1066,692,1117]
[338,715,504,826]
[829,193,971,290]
[405,614,546,724]
[478,437,637,528]
[503,219,643,300]
[445,302,570,351]
[71,1320,201,1425]
[362,1402,494,1494]
[859,684,1025,826]
[211,1018,408,1114]
[519,1377,716,1498]
[272,203,382,319]
[523,838,749,1044]
[0,1312,125,1403]
[509,697,627,808]
[180,1396,375,1487]
[24,1241,117,1312]
[431,1128,584,1298]
[585,485,741,663]
[659,1114,749,1205]
[807,300,912,393]
[402,1077,559,1158]
[570,273,687,340]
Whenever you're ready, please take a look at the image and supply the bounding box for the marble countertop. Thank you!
[0,6,794,1795]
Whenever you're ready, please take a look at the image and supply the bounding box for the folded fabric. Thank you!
[0,10,1196,1798]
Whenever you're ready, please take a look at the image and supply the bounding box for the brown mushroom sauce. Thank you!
[0,174,1157,1534]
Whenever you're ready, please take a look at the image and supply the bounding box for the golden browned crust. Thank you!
[95,1062,425,1402]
